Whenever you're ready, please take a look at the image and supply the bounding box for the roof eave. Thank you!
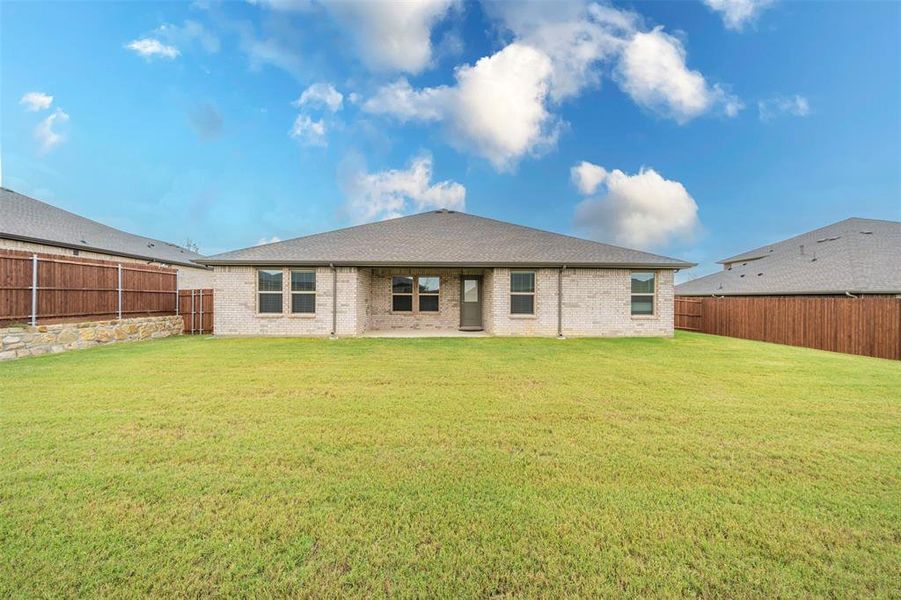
[197,258,696,269]
[0,232,210,270]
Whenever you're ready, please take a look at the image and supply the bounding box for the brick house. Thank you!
[199,210,694,337]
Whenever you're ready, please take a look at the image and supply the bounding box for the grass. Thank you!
[1,333,899,598]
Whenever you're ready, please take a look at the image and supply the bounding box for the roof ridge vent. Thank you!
[435,208,455,214]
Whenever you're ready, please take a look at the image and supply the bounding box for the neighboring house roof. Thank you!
[676,217,901,296]
[199,209,694,268]
[0,187,206,269]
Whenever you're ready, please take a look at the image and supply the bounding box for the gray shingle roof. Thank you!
[0,187,206,268]
[200,210,693,268]
[676,217,901,296]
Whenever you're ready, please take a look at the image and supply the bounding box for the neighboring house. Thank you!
[676,217,901,297]
[0,187,212,288]
[199,209,694,337]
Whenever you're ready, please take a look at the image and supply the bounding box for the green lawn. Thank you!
[1,333,899,598]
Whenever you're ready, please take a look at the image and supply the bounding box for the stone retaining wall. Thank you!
[0,315,184,361]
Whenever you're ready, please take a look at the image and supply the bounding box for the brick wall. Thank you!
[212,266,361,336]
[212,265,675,337]
[368,268,487,331]
[355,268,372,334]
[561,268,673,337]
[489,267,674,337]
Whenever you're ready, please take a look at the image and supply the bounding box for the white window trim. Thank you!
[290,270,317,315]
[391,276,414,313]
[510,270,536,316]
[257,268,284,316]
[630,270,657,318]
[417,275,440,312]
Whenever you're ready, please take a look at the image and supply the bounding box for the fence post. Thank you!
[199,290,204,334]
[190,289,195,334]
[31,254,38,326]
[117,264,123,320]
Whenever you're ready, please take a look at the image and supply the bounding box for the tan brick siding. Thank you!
[560,268,673,337]
[212,265,675,337]
[0,238,213,289]
[212,266,361,336]
[367,268,487,331]
[355,268,372,334]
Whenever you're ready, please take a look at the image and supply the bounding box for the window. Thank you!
[463,278,478,302]
[418,276,440,312]
[392,276,413,312]
[291,270,316,314]
[631,272,655,315]
[258,269,283,314]
[510,271,535,315]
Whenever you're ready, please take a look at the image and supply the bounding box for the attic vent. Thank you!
[817,236,841,243]
[860,230,873,234]
[80,239,87,244]
[740,274,745,278]
[147,243,155,247]
[757,272,763,276]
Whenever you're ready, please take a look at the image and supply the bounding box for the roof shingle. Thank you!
[0,187,206,268]
[676,217,901,296]
[199,210,694,268]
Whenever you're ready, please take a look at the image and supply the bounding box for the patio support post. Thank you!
[557,265,566,338]
[31,254,38,326]
[330,263,337,338]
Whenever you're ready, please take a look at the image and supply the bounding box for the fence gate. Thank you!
[178,288,213,334]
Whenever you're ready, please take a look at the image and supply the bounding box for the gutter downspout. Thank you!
[558,265,566,338]
[330,263,338,338]
[845,291,858,298]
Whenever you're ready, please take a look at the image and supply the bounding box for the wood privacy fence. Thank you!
[0,249,177,326]
[675,295,901,360]
[179,288,213,334]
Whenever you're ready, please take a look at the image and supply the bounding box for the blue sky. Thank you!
[2,0,899,277]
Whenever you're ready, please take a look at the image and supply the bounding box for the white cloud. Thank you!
[155,20,220,53]
[294,83,344,112]
[364,43,559,171]
[360,1,738,169]
[570,161,608,195]
[362,79,447,122]
[758,94,810,122]
[702,0,775,31]
[256,236,282,246]
[340,153,465,223]
[247,0,312,12]
[615,27,739,123]
[485,2,635,102]
[35,108,70,154]
[125,38,180,59]
[20,92,53,112]
[572,162,700,248]
[289,114,327,146]
[324,0,458,74]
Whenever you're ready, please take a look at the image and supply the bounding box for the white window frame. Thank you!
[510,271,536,315]
[257,268,284,315]
[290,270,316,314]
[417,276,440,312]
[630,271,656,317]
[391,276,414,312]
